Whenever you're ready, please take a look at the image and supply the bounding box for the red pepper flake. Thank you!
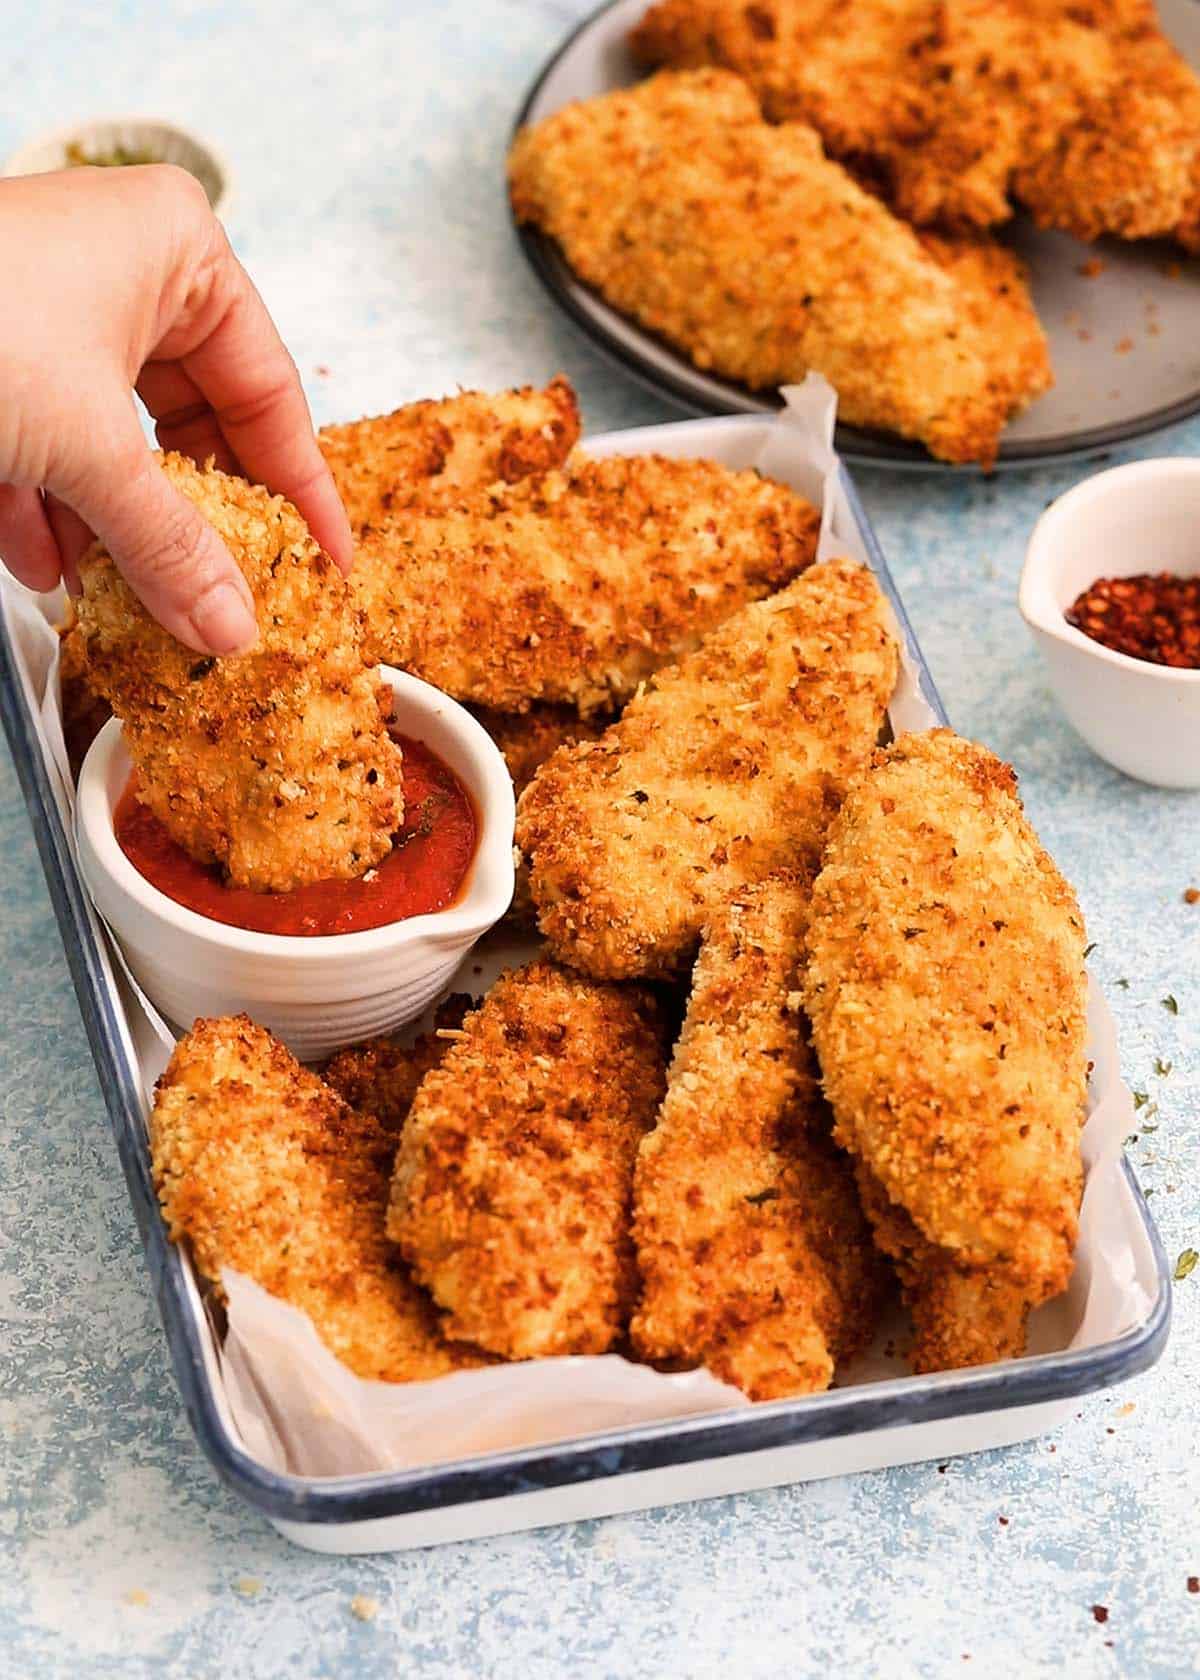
[998,1515,1009,1526]
[1092,1605,1109,1624]
[1188,1577,1199,1593]
[1078,257,1105,277]
[1067,573,1200,668]
[1185,888,1200,905]
[1115,336,1134,354]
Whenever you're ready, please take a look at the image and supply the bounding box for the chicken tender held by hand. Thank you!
[517,558,898,980]
[151,1015,486,1384]
[77,453,402,892]
[633,873,888,1399]
[353,452,819,711]
[318,377,581,532]
[509,70,1050,467]
[803,729,1089,1372]
[389,960,669,1359]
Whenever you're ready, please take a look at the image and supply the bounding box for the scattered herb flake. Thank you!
[1155,1058,1174,1076]
[1117,978,1130,990]
[1163,994,1180,1015]
[1083,942,1097,958]
[1174,1248,1199,1282]
[744,1187,780,1206]
[1133,1091,1150,1109]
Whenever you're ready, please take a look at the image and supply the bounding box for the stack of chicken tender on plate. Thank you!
[508,0,1200,465]
[139,378,1089,1401]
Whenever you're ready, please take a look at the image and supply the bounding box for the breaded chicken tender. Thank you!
[57,612,111,780]
[318,377,581,532]
[517,558,898,980]
[76,453,403,892]
[802,729,1089,1372]
[469,704,610,799]
[855,1166,1033,1371]
[321,995,472,1132]
[389,960,669,1359]
[632,0,1200,245]
[633,874,888,1399]
[508,70,1050,468]
[352,452,820,710]
[150,1016,486,1383]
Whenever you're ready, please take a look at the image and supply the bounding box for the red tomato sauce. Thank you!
[113,733,477,937]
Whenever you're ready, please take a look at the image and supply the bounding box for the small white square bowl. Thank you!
[1019,458,1200,788]
[73,667,515,1060]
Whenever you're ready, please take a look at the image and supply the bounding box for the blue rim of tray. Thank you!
[0,466,1171,1527]
[510,0,1200,472]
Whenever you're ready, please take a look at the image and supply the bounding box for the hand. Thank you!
[0,165,352,653]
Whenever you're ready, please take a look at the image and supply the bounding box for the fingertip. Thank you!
[187,578,259,655]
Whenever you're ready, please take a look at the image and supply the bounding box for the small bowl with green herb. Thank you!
[3,118,227,211]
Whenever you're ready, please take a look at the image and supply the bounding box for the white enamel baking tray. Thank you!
[0,414,1170,1553]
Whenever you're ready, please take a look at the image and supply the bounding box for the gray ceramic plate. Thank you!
[513,0,1200,470]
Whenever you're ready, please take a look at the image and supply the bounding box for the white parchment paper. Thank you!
[0,375,1157,1480]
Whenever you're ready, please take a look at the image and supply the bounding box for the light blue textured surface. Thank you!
[2,3,1199,1675]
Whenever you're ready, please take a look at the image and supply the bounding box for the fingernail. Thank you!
[189,581,258,654]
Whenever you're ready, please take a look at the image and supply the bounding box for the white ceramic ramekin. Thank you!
[1020,458,1200,789]
[75,668,515,1061]
[3,117,229,212]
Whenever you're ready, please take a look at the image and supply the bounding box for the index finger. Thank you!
[176,249,353,574]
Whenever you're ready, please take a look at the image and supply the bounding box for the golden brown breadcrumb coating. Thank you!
[508,70,1050,468]
[517,558,898,980]
[352,451,820,711]
[389,960,670,1359]
[802,728,1089,1372]
[469,704,610,799]
[150,1015,487,1383]
[318,377,581,532]
[633,873,888,1399]
[56,613,112,781]
[76,453,403,893]
[855,1165,1031,1372]
[632,0,1200,245]
[321,996,472,1132]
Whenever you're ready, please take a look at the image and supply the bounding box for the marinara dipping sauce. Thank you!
[114,734,477,937]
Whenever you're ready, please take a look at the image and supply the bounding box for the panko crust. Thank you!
[508,69,1050,468]
[321,996,472,1132]
[632,873,888,1399]
[150,1015,487,1384]
[76,453,402,892]
[802,728,1089,1367]
[389,960,670,1359]
[318,377,581,532]
[351,451,820,711]
[516,557,898,980]
[469,704,610,799]
[632,0,1200,245]
[855,1165,1032,1372]
[56,612,112,780]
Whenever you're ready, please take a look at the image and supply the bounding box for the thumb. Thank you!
[66,414,258,656]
